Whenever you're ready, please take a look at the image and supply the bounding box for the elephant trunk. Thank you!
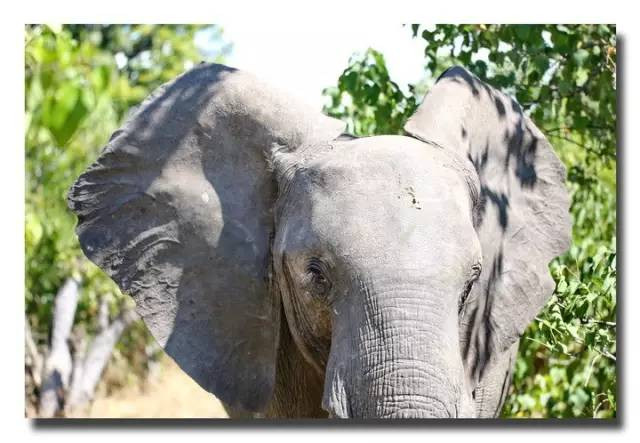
[323,280,476,418]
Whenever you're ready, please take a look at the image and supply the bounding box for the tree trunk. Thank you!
[65,308,137,414]
[38,277,80,417]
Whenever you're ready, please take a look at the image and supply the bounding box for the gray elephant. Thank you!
[67,63,571,418]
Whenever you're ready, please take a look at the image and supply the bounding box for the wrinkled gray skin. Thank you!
[68,63,571,418]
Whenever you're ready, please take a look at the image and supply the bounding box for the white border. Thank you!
[4,1,636,441]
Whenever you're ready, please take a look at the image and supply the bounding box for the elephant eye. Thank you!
[306,259,332,298]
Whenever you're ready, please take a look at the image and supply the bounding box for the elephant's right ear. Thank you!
[68,64,345,412]
[404,66,571,383]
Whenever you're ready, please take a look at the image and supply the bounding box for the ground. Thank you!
[73,356,229,418]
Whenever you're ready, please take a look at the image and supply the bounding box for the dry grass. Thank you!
[70,356,229,418]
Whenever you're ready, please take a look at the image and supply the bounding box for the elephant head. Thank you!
[68,64,571,418]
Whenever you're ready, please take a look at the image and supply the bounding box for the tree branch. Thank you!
[25,319,43,388]
[38,277,80,417]
[65,308,137,414]
[97,296,110,332]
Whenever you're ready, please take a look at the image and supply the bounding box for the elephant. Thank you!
[67,63,571,419]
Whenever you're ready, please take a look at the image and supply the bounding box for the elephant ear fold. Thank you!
[68,63,345,412]
[404,66,571,373]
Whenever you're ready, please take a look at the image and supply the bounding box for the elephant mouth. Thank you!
[372,397,457,419]
[324,382,462,419]
[326,403,457,419]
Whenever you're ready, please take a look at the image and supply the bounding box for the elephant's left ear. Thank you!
[405,66,571,378]
[67,63,345,412]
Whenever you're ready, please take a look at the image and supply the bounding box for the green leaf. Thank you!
[558,79,573,96]
[515,25,531,41]
[573,48,589,66]
[556,280,568,293]
[25,212,43,249]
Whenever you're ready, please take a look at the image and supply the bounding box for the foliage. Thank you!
[323,49,417,135]
[323,25,616,418]
[25,25,227,406]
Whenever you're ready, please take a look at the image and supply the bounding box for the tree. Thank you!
[24,24,229,416]
[323,24,616,418]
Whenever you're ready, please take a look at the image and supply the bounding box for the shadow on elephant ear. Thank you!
[68,62,347,412]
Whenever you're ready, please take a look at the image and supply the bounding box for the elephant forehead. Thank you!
[305,135,471,205]
[289,136,478,267]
